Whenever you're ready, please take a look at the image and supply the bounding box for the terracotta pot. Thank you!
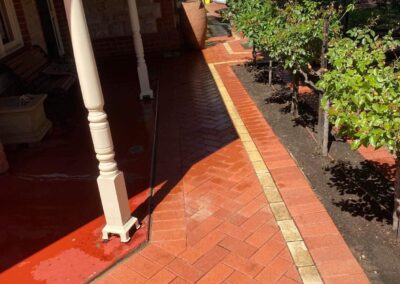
[181,0,207,50]
[0,140,9,174]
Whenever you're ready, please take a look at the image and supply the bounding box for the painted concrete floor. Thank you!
[0,57,156,283]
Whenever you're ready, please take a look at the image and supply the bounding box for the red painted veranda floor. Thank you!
[0,57,157,283]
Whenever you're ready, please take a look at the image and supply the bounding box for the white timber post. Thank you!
[127,0,154,100]
[63,0,139,242]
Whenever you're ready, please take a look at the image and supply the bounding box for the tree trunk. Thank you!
[291,74,299,117]
[318,96,330,156]
[393,155,400,231]
[268,59,273,85]
[317,93,324,145]
[319,17,330,156]
[322,100,329,157]
[252,46,257,65]
[342,0,349,34]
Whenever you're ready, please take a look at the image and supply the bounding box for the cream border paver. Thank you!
[223,42,249,55]
[208,63,323,284]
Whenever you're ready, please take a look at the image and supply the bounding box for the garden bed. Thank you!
[233,63,400,284]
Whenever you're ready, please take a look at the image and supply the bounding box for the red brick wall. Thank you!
[158,0,177,32]
[90,31,180,58]
[91,37,134,58]
[52,0,72,55]
[151,0,181,50]
[14,0,179,58]
[13,0,31,46]
[53,0,180,58]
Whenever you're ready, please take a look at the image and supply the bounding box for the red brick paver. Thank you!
[357,145,396,181]
[96,6,369,283]
[213,62,368,283]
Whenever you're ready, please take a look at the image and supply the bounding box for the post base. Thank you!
[102,216,141,243]
[140,89,154,100]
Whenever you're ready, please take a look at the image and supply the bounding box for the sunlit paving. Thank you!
[0,0,399,283]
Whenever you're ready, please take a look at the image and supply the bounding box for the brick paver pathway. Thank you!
[95,10,369,284]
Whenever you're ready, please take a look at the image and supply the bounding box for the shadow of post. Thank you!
[131,50,238,236]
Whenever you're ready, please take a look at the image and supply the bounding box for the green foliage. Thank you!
[347,4,400,32]
[227,0,341,72]
[225,0,276,50]
[266,0,329,71]
[318,28,400,152]
[227,0,400,155]
[226,0,400,222]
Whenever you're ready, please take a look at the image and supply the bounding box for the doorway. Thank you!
[36,0,64,58]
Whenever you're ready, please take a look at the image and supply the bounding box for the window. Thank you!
[0,0,22,56]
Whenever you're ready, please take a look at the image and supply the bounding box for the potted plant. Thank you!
[180,0,207,49]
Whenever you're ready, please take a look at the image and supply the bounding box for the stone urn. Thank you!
[0,94,52,144]
[181,0,207,50]
[0,139,9,174]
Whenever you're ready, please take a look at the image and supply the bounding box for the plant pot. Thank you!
[181,0,207,50]
[0,139,9,174]
[0,94,52,144]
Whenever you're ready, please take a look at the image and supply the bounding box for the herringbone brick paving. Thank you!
[96,51,302,284]
[96,5,369,284]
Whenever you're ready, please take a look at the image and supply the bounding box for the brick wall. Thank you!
[21,0,47,51]
[12,0,180,58]
[13,0,31,46]
[52,0,72,55]
[142,0,181,51]
[53,0,181,58]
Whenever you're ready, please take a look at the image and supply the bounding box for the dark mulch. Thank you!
[233,63,400,284]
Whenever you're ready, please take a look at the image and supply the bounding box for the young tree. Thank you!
[317,28,400,230]
[258,0,342,117]
[228,0,341,154]
[226,0,276,63]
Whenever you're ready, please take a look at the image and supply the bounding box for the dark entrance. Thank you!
[36,0,61,58]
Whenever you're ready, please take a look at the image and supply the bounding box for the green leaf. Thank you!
[351,140,362,150]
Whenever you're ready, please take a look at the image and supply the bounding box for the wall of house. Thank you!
[52,0,72,55]
[141,0,181,51]
[11,0,180,58]
[13,0,31,46]
[80,0,181,57]
[80,0,180,57]
[20,0,47,51]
